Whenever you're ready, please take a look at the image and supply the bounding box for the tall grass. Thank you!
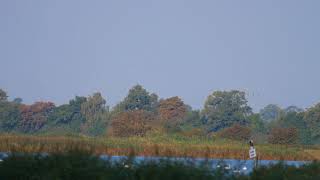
[0,133,318,160]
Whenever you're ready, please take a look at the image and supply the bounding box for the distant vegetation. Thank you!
[1,85,320,146]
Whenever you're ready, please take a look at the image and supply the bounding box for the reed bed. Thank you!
[0,134,318,161]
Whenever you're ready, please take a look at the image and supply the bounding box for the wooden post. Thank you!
[249,140,258,169]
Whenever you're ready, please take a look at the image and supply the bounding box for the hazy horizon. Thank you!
[1,0,320,111]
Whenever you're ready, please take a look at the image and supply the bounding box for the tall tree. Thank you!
[0,101,20,132]
[19,102,55,132]
[114,85,158,112]
[157,96,187,132]
[0,89,21,132]
[202,90,252,132]
[109,110,152,137]
[248,113,266,133]
[273,111,311,144]
[260,104,283,122]
[0,89,8,102]
[44,96,87,134]
[304,103,320,143]
[158,97,187,122]
[284,106,303,113]
[80,92,108,136]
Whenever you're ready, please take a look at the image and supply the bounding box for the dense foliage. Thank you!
[109,110,152,137]
[202,91,252,132]
[1,85,320,144]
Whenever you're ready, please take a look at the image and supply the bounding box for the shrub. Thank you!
[180,128,205,138]
[218,124,251,141]
[268,127,298,144]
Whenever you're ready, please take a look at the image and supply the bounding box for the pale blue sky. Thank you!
[1,0,320,111]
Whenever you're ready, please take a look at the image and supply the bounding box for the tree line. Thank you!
[0,85,319,144]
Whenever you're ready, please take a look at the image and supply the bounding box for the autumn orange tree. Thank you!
[19,102,55,132]
[157,96,187,132]
[109,110,152,137]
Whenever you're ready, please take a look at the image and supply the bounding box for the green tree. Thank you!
[0,89,21,132]
[274,111,311,144]
[202,90,252,132]
[304,103,320,143]
[260,104,283,122]
[114,85,158,112]
[284,106,303,113]
[80,92,109,136]
[182,109,201,128]
[13,98,23,104]
[0,101,20,132]
[248,113,266,133]
[0,89,8,102]
[44,96,87,134]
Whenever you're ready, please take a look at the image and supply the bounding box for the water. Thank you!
[0,152,308,174]
[101,155,309,174]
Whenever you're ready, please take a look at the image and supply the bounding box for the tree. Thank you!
[13,98,23,104]
[44,96,87,134]
[0,89,21,132]
[0,89,8,102]
[80,92,108,136]
[183,110,202,128]
[157,96,187,132]
[284,106,303,113]
[304,103,320,143]
[275,111,311,144]
[19,102,55,132]
[0,101,20,131]
[248,113,266,133]
[202,90,252,132]
[114,85,158,112]
[81,92,106,120]
[158,97,187,122]
[260,104,282,122]
[109,110,152,137]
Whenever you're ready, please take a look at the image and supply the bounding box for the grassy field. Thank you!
[0,133,319,161]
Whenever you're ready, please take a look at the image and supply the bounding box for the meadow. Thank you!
[0,133,319,161]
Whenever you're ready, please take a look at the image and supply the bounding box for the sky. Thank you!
[0,0,320,111]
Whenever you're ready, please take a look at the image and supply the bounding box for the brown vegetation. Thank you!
[158,96,187,122]
[218,124,252,141]
[268,127,299,144]
[109,110,152,137]
[19,102,55,132]
[0,134,317,161]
